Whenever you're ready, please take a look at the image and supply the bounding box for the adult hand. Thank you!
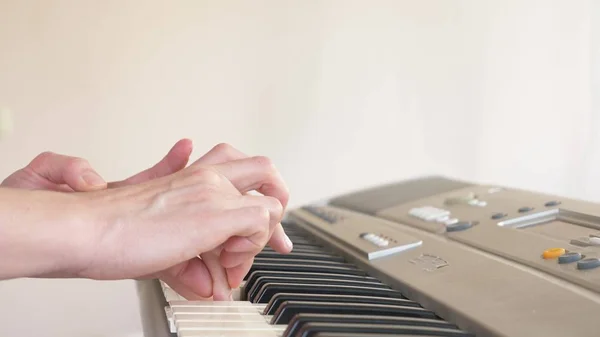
[188,143,292,300]
[0,139,194,191]
[73,156,290,301]
[1,140,292,300]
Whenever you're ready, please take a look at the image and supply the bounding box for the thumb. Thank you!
[28,152,107,191]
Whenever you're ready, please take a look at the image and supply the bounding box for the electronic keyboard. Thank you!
[136,176,600,337]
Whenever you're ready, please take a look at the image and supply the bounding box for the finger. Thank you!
[190,145,292,254]
[226,194,291,254]
[108,138,193,188]
[194,206,271,301]
[27,152,107,191]
[216,192,292,256]
[200,250,232,301]
[267,224,293,254]
[220,247,255,269]
[190,206,272,260]
[211,156,290,209]
[160,258,213,299]
[226,257,254,289]
[191,143,247,166]
[232,194,284,228]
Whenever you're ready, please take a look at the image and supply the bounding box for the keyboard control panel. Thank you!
[374,183,600,294]
[300,206,423,260]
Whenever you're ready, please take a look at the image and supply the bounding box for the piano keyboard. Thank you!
[160,220,474,337]
[138,176,600,337]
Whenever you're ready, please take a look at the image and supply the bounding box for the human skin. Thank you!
[0,141,292,300]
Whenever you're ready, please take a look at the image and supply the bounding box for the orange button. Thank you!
[543,248,566,259]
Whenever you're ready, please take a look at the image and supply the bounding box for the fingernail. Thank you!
[82,171,106,187]
[284,233,293,250]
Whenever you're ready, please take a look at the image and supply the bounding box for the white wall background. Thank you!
[0,1,597,336]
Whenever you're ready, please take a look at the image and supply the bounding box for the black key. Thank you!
[253,258,352,267]
[246,273,384,300]
[244,271,380,299]
[294,323,474,337]
[253,283,403,303]
[264,294,415,315]
[256,251,346,263]
[284,314,460,337]
[272,301,438,324]
[283,236,317,244]
[261,246,332,254]
[264,242,326,250]
[243,263,366,280]
[311,333,452,337]
[278,230,307,237]
[247,276,389,303]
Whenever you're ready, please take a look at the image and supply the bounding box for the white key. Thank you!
[178,330,281,337]
[163,287,186,302]
[164,283,283,337]
[176,321,285,330]
[171,305,264,314]
[161,281,245,302]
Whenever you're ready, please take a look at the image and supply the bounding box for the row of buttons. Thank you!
[409,206,457,225]
[408,206,475,232]
[542,247,600,270]
[490,200,561,220]
[360,233,390,247]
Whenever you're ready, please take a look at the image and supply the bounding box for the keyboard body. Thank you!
[137,175,600,337]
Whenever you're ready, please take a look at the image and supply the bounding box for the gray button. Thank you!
[577,258,600,270]
[545,201,561,207]
[446,221,474,232]
[558,252,582,264]
[518,207,534,213]
[491,213,506,220]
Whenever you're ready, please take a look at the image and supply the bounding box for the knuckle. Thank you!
[190,166,222,185]
[252,155,276,171]
[29,151,55,167]
[265,196,283,214]
[212,142,234,154]
[65,157,90,171]
[251,206,271,226]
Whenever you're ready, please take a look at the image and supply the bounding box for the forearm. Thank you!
[0,187,92,279]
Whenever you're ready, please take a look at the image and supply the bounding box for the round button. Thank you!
[518,207,534,213]
[446,221,474,232]
[558,252,582,264]
[577,258,600,270]
[491,213,506,220]
[589,237,600,246]
[542,248,566,259]
[545,201,561,207]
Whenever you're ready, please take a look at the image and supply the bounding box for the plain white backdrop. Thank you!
[0,1,597,336]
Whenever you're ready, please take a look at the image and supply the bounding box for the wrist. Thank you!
[0,188,100,279]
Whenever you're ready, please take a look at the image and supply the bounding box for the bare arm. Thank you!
[0,156,291,300]
[0,187,92,280]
